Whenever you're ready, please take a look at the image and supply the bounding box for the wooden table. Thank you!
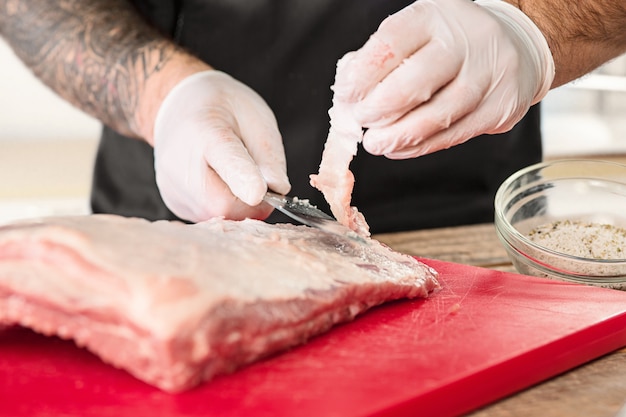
[374,223,626,417]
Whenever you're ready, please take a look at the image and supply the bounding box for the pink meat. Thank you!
[0,214,438,392]
[310,56,370,237]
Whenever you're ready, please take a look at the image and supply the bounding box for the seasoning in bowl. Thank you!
[494,159,626,289]
[528,220,626,260]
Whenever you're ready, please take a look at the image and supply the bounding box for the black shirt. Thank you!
[91,0,542,233]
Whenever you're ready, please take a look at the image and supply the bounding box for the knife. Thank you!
[263,191,366,244]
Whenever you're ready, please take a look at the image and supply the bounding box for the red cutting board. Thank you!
[2,258,626,417]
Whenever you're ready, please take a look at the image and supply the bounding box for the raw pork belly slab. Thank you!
[0,214,438,392]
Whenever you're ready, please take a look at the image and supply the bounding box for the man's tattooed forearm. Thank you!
[0,0,175,136]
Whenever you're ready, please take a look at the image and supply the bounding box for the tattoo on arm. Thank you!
[0,0,177,137]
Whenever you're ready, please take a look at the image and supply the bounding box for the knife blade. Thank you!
[263,191,366,244]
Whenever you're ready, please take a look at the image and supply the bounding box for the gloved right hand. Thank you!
[331,0,555,159]
[153,70,291,222]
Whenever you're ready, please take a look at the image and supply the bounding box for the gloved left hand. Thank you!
[331,0,555,159]
[152,70,291,222]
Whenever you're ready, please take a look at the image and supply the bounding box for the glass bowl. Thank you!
[494,159,626,289]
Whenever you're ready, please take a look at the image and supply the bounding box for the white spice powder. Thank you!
[528,220,626,260]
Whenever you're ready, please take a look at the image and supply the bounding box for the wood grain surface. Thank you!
[374,223,626,417]
[375,223,515,272]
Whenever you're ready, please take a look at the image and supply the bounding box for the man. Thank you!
[0,0,624,233]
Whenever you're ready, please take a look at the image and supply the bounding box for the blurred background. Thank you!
[1,37,625,224]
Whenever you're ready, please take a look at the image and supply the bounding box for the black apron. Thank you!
[91,0,542,233]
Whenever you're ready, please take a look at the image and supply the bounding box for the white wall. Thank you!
[0,39,101,142]
[0,39,99,222]
[541,54,626,157]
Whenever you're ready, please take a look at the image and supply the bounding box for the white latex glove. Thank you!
[153,70,291,222]
[332,0,555,159]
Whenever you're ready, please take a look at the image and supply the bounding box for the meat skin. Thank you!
[0,215,438,392]
[310,55,371,237]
